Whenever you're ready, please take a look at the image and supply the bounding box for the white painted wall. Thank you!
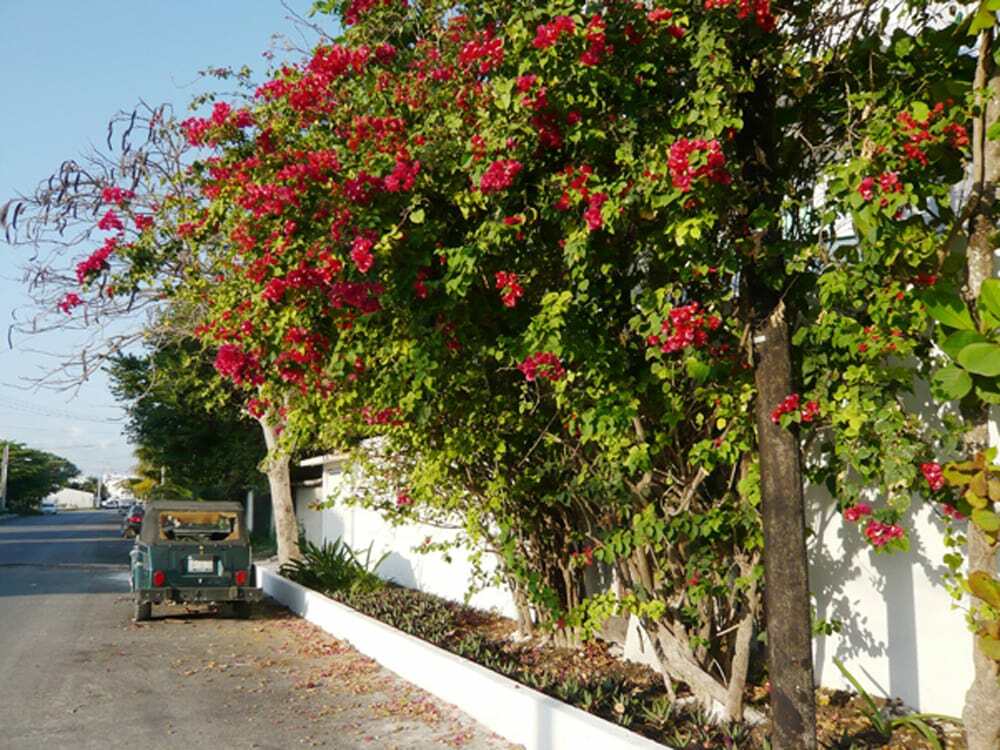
[292,456,518,618]
[808,493,969,716]
[292,453,978,715]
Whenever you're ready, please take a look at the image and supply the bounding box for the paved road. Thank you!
[0,510,517,750]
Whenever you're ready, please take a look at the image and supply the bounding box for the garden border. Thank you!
[258,566,674,750]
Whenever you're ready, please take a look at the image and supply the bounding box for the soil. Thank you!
[346,583,967,749]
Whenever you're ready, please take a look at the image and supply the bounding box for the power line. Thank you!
[0,398,124,424]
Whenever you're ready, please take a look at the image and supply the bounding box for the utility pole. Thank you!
[95,474,102,509]
[0,443,9,513]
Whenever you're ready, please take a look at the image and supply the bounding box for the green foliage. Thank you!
[107,341,266,502]
[0,441,79,513]
[280,537,388,596]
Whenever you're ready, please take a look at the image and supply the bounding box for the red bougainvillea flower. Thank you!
[920,462,944,491]
[668,138,730,192]
[648,302,720,354]
[350,234,376,273]
[396,491,413,507]
[480,159,523,194]
[864,519,904,547]
[246,398,268,418]
[97,210,124,232]
[101,186,134,206]
[213,345,261,385]
[518,352,565,382]
[770,393,800,423]
[495,271,524,307]
[57,292,83,315]
[134,214,154,231]
[942,504,966,520]
[75,236,118,283]
[800,400,820,423]
[583,193,608,230]
[843,503,872,522]
[533,15,575,49]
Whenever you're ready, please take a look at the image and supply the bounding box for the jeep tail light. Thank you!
[234,569,248,586]
[152,570,166,587]
[129,515,142,523]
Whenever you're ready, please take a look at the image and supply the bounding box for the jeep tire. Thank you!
[134,600,151,622]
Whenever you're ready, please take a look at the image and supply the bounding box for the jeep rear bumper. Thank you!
[136,586,263,605]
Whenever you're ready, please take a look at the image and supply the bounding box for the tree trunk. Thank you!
[962,29,1000,750]
[752,299,818,750]
[259,417,301,566]
[725,580,760,721]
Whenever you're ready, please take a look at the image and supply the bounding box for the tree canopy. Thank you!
[1,441,80,512]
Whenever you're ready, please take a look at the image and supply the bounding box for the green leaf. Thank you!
[685,357,710,383]
[931,366,973,401]
[970,2,997,35]
[980,279,1000,327]
[978,635,1000,661]
[958,342,1000,376]
[941,331,987,361]
[409,209,425,224]
[969,571,1000,609]
[988,121,1000,141]
[971,508,1000,533]
[921,288,975,331]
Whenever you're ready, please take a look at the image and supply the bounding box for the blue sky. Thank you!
[0,1,326,477]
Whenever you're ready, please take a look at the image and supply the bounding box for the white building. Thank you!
[45,487,95,509]
[103,473,137,503]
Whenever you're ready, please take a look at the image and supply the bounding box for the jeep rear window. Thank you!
[158,511,240,542]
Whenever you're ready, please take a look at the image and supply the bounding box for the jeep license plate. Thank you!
[188,558,214,573]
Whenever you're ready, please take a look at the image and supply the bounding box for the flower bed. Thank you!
[261,564,959,749]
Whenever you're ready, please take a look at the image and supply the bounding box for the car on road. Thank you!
[120,504,145,537]
[40,501,58,515]
[100,499,120,510]
[129,500,261,622]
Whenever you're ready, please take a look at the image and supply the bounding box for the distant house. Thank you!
[45,487,95,509]
[103,474,138,503]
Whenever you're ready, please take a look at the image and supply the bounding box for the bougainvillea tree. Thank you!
[14,1,999,746]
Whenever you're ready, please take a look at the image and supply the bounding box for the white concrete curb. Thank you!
[259,567,673,750]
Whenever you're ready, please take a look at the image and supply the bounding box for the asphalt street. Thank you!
[0,510,517,750]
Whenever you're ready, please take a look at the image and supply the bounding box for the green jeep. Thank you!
[129,500,262,621]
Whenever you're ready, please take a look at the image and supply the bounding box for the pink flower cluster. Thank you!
[343,0,405,26]
[75,236,118,283]
[942,504,966,521]
[843,503,872,522]
[864,519,904,547]
[580,15,611,67]
[583,193,608,230]
[57,292,83,315]
[647,302,721,354]
[857,171,903,204]
[480,159,523,194]
[920,462,944,491]
[396,491,413,507]
[458,29,505,75]
[97,210,124,232]
[384,159,420,192]
[350,234,376,273]
[361,406,404,426]
[213,344,262,386]
[668,138,730,192]
[533,16,575,49]
[770,393,800,423]
[495,271,524,307]
[101,186,134,206]
[518,352,565,382]
[769,395,819,424]
[704,0,776,32]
